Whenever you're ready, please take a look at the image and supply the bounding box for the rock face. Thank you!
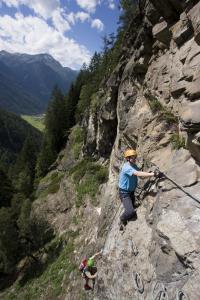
[32,1,200,299]
[84,1,200,299]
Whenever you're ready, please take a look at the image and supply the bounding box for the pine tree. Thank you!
[36,136,57,177]
[17,199,54,258]
[0,208,19,274]
[36,86,67,177]
[13,135,38,197]
[119,0,138,28]
[45,86,67,152]
[0,169,14,208]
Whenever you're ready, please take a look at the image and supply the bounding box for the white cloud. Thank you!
[52,9,71,33]
[91,18,104,31]
[76,0,101,13]
[108,0,115,10]
[0,13,91,68]
[75,11,90,23]
[0,0,60,19]
[66,11,90,25]
[66,12,76,25]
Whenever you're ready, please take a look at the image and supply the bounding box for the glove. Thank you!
[154,169,164,178]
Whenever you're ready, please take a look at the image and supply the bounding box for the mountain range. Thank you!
[0,51,78,115]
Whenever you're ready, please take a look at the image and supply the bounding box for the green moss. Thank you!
[170,133,186,149]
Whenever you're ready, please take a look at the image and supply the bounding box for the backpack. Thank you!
[79,259,87,273]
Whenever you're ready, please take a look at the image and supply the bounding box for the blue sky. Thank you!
[0,0,120,69]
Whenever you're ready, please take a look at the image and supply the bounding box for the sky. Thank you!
[0,0,120,69]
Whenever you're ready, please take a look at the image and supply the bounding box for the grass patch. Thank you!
[90,93,99,113]
[2,236,77,300]
[68,159,108,207]
[170,133,186,149]
[147,94,162,113]
[21,115,45,132]
[37,172,64,198]
[146,94,178,125]
[161,109,177,124]
[72,216,79,225]
[71,126,86,159]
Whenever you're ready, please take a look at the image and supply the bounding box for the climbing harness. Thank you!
[176,290,190,300]
[134,272,144,294]
[152,282,169,300]
[136,176,160,202]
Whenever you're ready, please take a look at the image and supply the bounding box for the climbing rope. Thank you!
[150,163,200,205]
[134,272,144,294]
[176,290,190,300]
[138,156,200,205]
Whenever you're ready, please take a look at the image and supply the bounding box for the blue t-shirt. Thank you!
[118,162,139,192]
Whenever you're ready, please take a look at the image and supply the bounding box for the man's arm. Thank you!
[134,171,155,178]
[90,250,102,260]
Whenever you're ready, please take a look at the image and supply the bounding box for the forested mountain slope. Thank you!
[0,107,42,172]
[0,51,78,114]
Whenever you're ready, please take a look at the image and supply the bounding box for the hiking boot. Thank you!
[84,284,92,290]
[119,219,127,231]
[129,212,137,222]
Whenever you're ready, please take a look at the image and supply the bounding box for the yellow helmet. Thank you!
[124,149,137,158]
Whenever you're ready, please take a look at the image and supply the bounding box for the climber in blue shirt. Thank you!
[118,149,155,230]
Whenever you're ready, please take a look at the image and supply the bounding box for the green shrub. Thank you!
[38,172,64,198]
[68,158,94,182]
[71,127,86,159]
[161,109,178,125]
[147,95,162,113]
[147,94,178,124]
[76,84,94,120]
[72,216,79,225]
[90,93,99,113]
[68,159,108,207]
[2,237,77,300]
[170,133,186,149]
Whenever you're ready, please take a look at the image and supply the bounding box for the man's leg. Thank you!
[84,278,92,290]
[119,192,136,224]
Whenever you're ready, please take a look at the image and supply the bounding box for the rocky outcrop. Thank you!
[30,1,200,299]
[188,1,200,45]
[86,1,200,299]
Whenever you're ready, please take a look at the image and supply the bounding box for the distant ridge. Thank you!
[0,51,78,115]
